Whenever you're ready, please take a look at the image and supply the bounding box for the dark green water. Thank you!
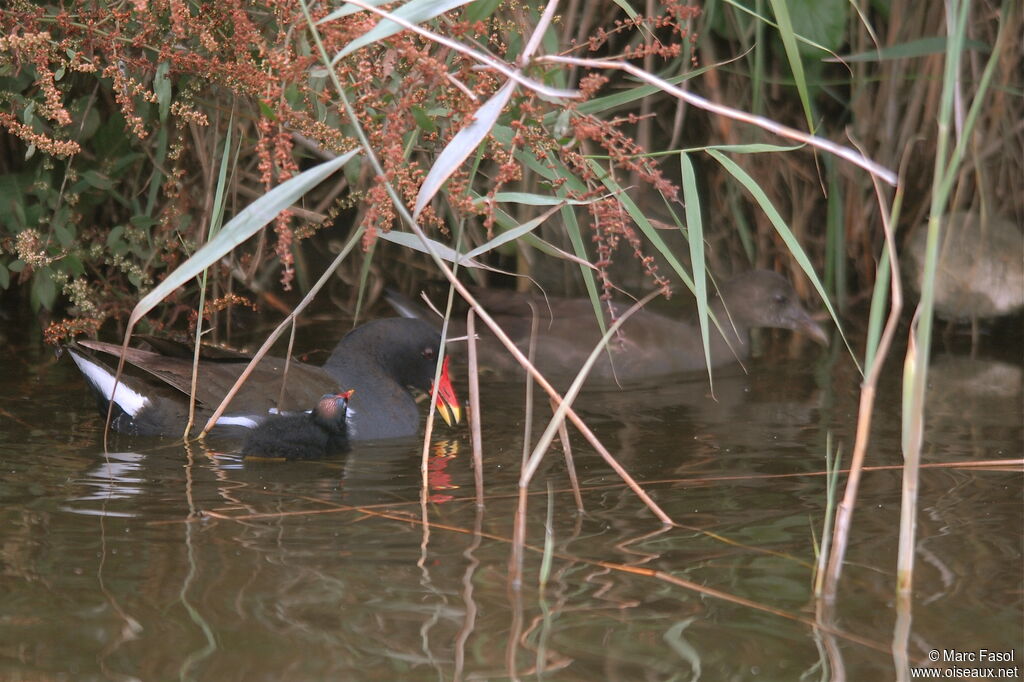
[1,307,1020,681]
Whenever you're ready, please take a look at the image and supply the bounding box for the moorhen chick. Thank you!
[241,390,353,460]
[904,211,1024,341]
[69,317,461,440]
[395,270,829,383]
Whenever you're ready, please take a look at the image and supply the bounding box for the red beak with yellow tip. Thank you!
[432,356,462,426]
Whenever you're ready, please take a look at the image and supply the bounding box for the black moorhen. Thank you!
[69,317,461,440]
[394,270,829,382]
[242,390,353,459]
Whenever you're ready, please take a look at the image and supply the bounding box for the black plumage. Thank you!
[69,317,461,440]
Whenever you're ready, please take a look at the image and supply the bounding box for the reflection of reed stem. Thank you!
[466,310,484,508]
[822,131,908,604]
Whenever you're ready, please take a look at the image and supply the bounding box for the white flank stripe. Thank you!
[215,415,260,429]
[70,351,149,417]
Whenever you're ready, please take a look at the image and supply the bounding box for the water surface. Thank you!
[1,310,1020,680]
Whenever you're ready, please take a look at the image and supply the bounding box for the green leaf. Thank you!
[463,0,501,23]
[611,0,641,21]
[708,149,816,284]
[786,0,846,56]
[129,215,160,230]
[462,204,562,260]
[82,170,114,190]
[680,152,711,378]
[0,262,9,289]
[689,143,804,154]
[106,224,126,249]
[573,72,695,118]
[257,99,277,120]
[472,191,594,207]
[410,106,436,133]
[830,36,991,63]
[154,61,171,122]
[111,153,147,176]
[769,0,814,131]
[63,254,85,277]
[54,223,74,248]
[71,98,102,139]
[31,267,57,311]
[471,193,597,267]
[0,172,24,205]
[711,0,836,64]
[561,202,606,337]
[93,111,131,158]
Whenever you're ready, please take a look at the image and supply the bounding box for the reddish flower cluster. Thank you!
[0,112,80,158]
[256,116,300,289]
[43,316,103,346]
[580,0,699,58]
[102,61,158,139]
[0,30,77,145]
[187,292,257,332]
[1,0,700,338]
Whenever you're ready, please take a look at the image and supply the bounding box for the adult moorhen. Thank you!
[69,317,461,440]
[241,390,353,460]
[398,270,829,383]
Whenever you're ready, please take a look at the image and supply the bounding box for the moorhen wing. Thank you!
[396,270,828,382]
[69,317,461,440]
[242,390,353,460]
